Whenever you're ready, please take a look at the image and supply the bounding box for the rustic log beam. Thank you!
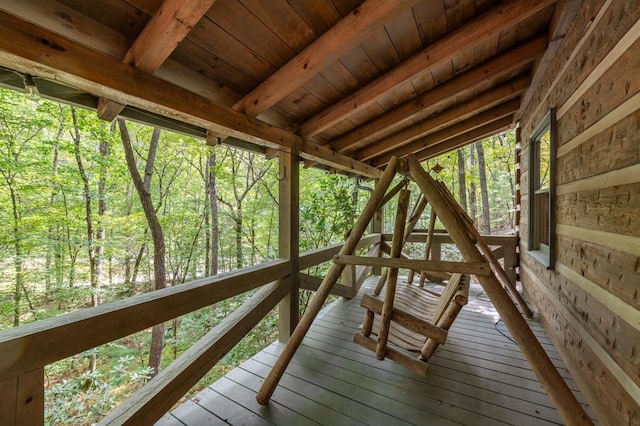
[356,76,529,161]
[100,281,288,426]
[0,11,381,178]
[434,180,532,317]
[418,209,438,287]
[256,157,398,405]
[330,35,546,153]
[233,0,421,116]
[334,255,492,276]
[370,100,519,167]
[376,189,411,359]
[374,193,428,291]
[98,0,217,120]
[407,155,593,425]
[298,0,555,137]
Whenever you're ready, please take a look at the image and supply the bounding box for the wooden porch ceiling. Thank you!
[0,0,564,178]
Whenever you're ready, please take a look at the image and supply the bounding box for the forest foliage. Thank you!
[0,87,516,423]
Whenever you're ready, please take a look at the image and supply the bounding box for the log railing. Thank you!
[299,233,381,298]
[0,234,382,425]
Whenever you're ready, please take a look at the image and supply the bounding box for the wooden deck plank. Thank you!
[161,278,597,425]
[209,376,317,426]
[259,345,563,425]
[155,413,187,426]
[168,399,228,426]
[188,386,273,426]
[251,350,462,425]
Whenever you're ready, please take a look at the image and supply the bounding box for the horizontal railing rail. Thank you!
[0,259,291,382]
[0,234,383,425]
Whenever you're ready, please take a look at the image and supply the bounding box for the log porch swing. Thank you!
[255,155,591,425]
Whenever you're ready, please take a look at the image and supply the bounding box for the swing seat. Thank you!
[354,273,469,376]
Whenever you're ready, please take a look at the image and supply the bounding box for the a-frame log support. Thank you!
[406,155,592,426]
[256,157,398,405]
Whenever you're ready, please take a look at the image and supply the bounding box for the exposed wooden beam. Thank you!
[369,99,520,167]
[96,97,126,122]
[0,11,381,178]
[0,1,239,107]
[124,0,216,72]
[299,0,555,137]
[98,0,216,120]
[356,76,529,161]
[330,35,545,153]
[414,116,514,162]
[233,0,421,117]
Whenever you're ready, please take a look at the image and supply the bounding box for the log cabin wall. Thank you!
[518,0,640,424]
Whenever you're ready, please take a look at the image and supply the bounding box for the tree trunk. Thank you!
[118,119,166,377]
[235,204,243,269]
[468,145,477,224]
[208,149,219,275]
[456,148,468,213]
[9,184,23,327]
[476,141,491,234]
[72,108,99,307]
[94,133,109,300]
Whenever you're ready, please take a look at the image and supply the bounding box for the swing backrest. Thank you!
[431,273,469,324]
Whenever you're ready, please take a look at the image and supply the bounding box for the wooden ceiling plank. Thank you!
[299,0,555,137]
[369,98,520,167]
[0,11,380,178]
[233,0,422,117]
[329,34,546,152]
[124,0,216,72]
[98,0,216,120]
[356,75,530,161]
[415,116,514,161]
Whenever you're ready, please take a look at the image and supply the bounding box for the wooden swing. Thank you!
[256,156,592,425]
[348,186,472,375]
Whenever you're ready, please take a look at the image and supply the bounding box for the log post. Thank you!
[375,193,427,294]
[436,179,533,317]
[277,150,300,341]
[256,157,398,405]
[376,189,410,359]
[407,155,592,426]
[0,368,44,425]
[419,209,438,287]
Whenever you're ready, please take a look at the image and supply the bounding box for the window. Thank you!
[528,109,556,268]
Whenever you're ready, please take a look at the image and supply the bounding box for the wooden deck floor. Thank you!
[157,278,598,425]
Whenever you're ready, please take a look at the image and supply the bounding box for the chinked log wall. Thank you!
[518,0,640,423]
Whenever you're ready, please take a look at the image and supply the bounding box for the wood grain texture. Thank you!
[234,0,422,116]
[299,0,554,137]
[355,76,528,160]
